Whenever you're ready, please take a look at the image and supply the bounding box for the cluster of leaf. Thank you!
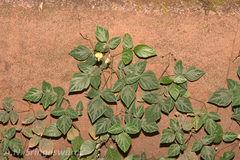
[208,66,240,123]
[0,97,18,124]
[68,25,161,157]
[159,113,193,158]
[21,81,84,158]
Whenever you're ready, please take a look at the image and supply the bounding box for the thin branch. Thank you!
[225,19,239,87]
[189,97,208,112]
[158,52,171,82]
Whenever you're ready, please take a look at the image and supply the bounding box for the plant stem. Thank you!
[158,52,171,82]
[189,97,208,112]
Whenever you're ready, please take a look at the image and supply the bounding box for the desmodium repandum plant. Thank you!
[0,25,239,160]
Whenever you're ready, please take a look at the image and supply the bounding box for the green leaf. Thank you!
[223,151,235,159]
[78,62,94,74]
[23,88,43,102]
[22,113,35,124]
[29,135,41,148]
[175,130,184,144]
[117,132,132,153]
[173,75,187,84]
[105,148,121,160]
[141,119,159,133]
[238,65,240,77]
[43,123,62,137]
[40,91,57,109]
[174,60,183,75]
[65,108,78,119]
[50,107,65,117]
[122,49,133,64]
[227,79,239,90]
[57,115,72,135]
[9,110,18,124]
[123,33,133,49]
[71,136,84,154]
[168,144,180,157]
[168,83,180,100]
[223,131,238,142]
[191,117,203,131]
[124,123,139,134]
[183,66,205,82]
[191,140,203,152]
[95,118,112,135]
[157,100,169,115]
[133,44,157,58]
[42,80,52,93]
[231,111,240,121]
[160,129,175,143]
[124,73,140,85]
[232,84,240,107]
[204,118,217,135]
[213,123,223,143]
[108,37,121,49]
[208,88,232,107]
[180,81,188,89]
[104,106,114,118]
[145,105,161,123]
[184,148,198,160]
[67,128,79,141]
[31,120,46,136]
[53,86,65,95]
[175,97,193,113]
[2,97,14,112]
[201,146,214,160]
[69,73,90,92]
[87,97,106,123]
[80,140,96,157]
[95,42,108,53]
[0,111,8,124]
[182,120,192,131]
[86,88,100,99]
[120,85,136,107]
[141,152,147,160]
[90,75,101,89]
[59,148,72,160]
[76,101,84,111]
[95,25,109,42]
[139,70,160,90]
[110,116,121,125]
[165,97,175,113]
[133,61,147,74]
[39,138,54,155]
[133,118,142,132]
[208,112,221,120]
[5,127,16,139]
[201,135,215,145]
[56,96,63,108]
[112,79,125,92]
[101,88,117,103]
[9,138,23,154]
[160,77,172,84]
[123,65,135,75]
[69,45,91,61]
[108,123,123,134]
[133,105,144,118]
[35,111,47,120]
[143,92,160,104]
[169,119,180,131]
[118,60,126,69]
[124,114,134,124]
[22,128,33,138]
[1,138,9,152]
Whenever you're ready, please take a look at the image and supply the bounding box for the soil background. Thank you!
[0,0,240,159]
